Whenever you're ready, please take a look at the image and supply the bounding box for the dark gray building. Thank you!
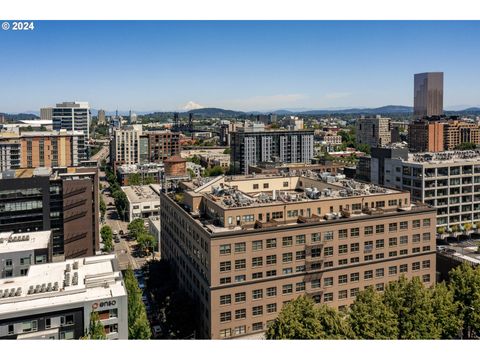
[370,147,409,186]
[414,72,444,118]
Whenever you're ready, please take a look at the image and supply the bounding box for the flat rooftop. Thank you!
[0,166,96,180]
[122,184,161,203]
[407,150,480,165]
[0,254,126,318]
[0,231,51,254]
[117,163,163,174]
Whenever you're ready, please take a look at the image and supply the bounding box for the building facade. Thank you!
[40,107,53,120]
[0,167,99,259]
[0,254,128,340]
[231,128,315,175]
[408,119,445,153]
[161,174,436,339]
[414,72,444,118]
[0,134,21,171]
[122,184,161,221]
[51,102,91,136]
[355,116,391,148]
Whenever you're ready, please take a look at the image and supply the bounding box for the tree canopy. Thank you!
[82,311,107,340]
[124,267,152,339]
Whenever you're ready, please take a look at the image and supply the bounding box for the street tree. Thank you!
[349,286,398,339]
[449,262,480,338]
[128,218,146,240]
[124,267,152,339]
[431,282,463,339]
[99,196,106,221]
[82,311,107,340]
[137,233,157,255]
[100,225,113,253]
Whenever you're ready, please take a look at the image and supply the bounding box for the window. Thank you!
[253,184,259,189]
[364,270,373,279]
[412,219,421,229]
[252,322,263,331]
[350,243,360,252]
[422,260,431,269]
[272,211,283,219]
[375,283,384,291]
[45,318,51,329]
[412,262,421,271]
[388,266,397,276]
[283,181,289,187]
[266,238,277,249]
[22,320,38,333]
[338,289,348,299]
[324,261,334,268]
[338,229,348,239]
[400,264,408,273]
[423,246,431,252]
[20,257,31,266]
[59,330,74,340]
[220,261,231,272]
[7,324,14,335]
[376,201,385,208]
[61,315,74,326]
[235,275,246,283]
[252,305,264,316]
[5,259,12,267]
[296,282,305,291]
[252,257,263,267]
[296,265,306,272]
[324,277,334,287]
[235,242,246,253]
[423,219,431,227]
[295,251,306,260]
[389,237,397,247]
[350,228,360,237]
[422,274,431,283]
[350,257,360,264]
[266,255,277,265]
[266,287,277,297]
[338,274,348,284]
[400,221,408,230]
[324,293,333,302]
[413,234,420,243]
[282,236,293,247]
[423,233,431,241]
[364,255,373,261]
[287,210,299,217]
[324,231,334,241]
[267,303,277,313]
[399,236,408,245]
[389,251,397,257]
[324,247,333,256]
[263,183,269,189]
[376,224,384,234]
[296,234,306,244]
[235,259,246,270]
[220,329,232,338]
[376,239,384,249]
[350,288,360,297]
[220,295,231,305]
[311,233,321,243]
[252,240,263,251]
[282,268,293,275]
[220,244,231,255]
[234,326,246,335]
[235,292,246,303]
[388,199,398,206]
[252,289,263,300]
[252,272,263,279]
[220,277,231,284]
[242,215,254,222]
[339,244,348,254]
[20,268,28,276]
[234,309,246,320]
[413,247,420,254]
[338,259,348,265]
[35,255,46,264]
[282,253,293,263]
[220,312,231,322]
[350,272,360,282]
[364,226,373,235]
[389,223,397,232]
[282,284,293,294]
[266,270,277,277]
[375,268,384,277]
[400,249,408,255]
[376,253,384,259]
[311,248,322,258]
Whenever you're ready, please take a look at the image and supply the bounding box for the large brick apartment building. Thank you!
[160,173,436,339]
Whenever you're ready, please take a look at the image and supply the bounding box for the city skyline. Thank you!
[1,21,480,113]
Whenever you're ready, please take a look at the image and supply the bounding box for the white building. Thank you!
[122,184,161,221]
[0,254,128,339]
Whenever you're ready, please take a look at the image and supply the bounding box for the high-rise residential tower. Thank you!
[413,72,444,118]
[51,102,91,138]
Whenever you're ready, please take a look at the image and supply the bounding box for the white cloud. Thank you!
[324,92,351,100]
[182,101,204,111]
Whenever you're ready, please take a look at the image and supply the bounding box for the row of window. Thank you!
[219,322,266,338]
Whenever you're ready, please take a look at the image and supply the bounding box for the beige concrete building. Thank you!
[355,115,391,148]
[160,173,436,339]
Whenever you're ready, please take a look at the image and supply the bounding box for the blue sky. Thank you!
[1,21,480,113]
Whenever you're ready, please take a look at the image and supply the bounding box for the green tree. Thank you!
[455,142,477,150]
[223,148,231,154]
[383,276,440,339]
[431,282,463,339]
[113,190,128,221]
[203,165,224,177]
[100,225,113,253]
[124,267,152,339]
[82,311,107,340]
[99,196,106,221]
[128,173,142,186]
[137,233,157,255]
[187,155,201,165]
[128,218,146,240]
[349,286,398,339]
[449,262,480,338]
[266,296,352,339]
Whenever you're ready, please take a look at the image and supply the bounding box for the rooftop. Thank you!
[407,150,480,164]
[0,254,126,317]
[122,184,161,203]
[0,231,51,254]
[0,166,97,180]
[117,163,163,174]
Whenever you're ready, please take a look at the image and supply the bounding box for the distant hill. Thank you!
[298,105,413,115]
[187,108,245,117]
[0,112,39,121]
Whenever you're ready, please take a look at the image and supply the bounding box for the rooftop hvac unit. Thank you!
[66,264,71,273]
[0,290,3,297]
[72,261,79,270]
[15,287,21,296]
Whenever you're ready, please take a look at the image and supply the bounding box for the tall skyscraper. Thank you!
[413,72,444,117]
[51,101,91,137]
[97,109,106,125]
